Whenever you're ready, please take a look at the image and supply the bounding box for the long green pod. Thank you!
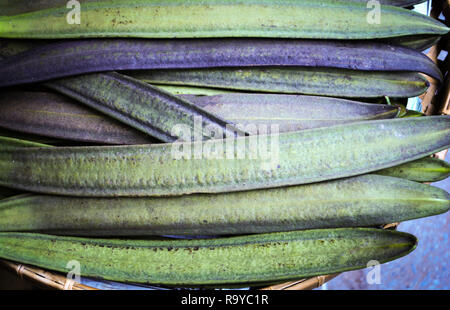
[376,157,450,183]
[0,229,417,286]
[0,137,45,198]
[2,134,445,184]
[0,91,399,144]
[0,175,448,236]
[0,0,427,16]
[0,0,447,41]
[127,67,429,98]
[0,91,156,145]
[0,38,443,87]
[45,72,246,143]
[0,116,448,197]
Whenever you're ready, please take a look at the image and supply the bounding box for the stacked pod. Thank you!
[0,0,449,288]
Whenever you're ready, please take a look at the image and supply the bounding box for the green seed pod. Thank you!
[0,229,418,286]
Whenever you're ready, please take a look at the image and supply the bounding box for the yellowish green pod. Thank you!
[0,116,449,197]
[0,229,417,286]
[0,0,448,42]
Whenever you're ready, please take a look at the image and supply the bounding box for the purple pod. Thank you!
[0,38,443,87]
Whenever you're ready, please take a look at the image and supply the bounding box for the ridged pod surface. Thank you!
[0,0,447,41]
[0,116,448,197]
[1,135,445,184]
[45,72,246,143]
[0,38,442,87]
[0,229,417,286]
[0,175,447,236]
[128,67,429,98]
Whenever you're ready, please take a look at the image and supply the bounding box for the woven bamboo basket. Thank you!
[0,0,448,290]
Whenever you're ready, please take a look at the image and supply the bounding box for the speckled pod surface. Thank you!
[0,38,442,87]
[0,174,448,236]
[0,116,448,197]
[0,228,417,286]
[0,0,447,41]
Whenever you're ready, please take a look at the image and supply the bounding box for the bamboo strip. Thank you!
[0,259,97,290]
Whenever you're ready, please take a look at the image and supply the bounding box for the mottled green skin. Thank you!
[46,72,245,143]
[376,157,450,183]
[0,0,427,16]
[0,116,448,197]
[0,229,417,286]
[129,67,429,98]
[0,0,447,41]
[0,175,448,236]
[2,135,447,184]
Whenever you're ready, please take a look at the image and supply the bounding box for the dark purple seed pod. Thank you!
[0,38,443,87]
